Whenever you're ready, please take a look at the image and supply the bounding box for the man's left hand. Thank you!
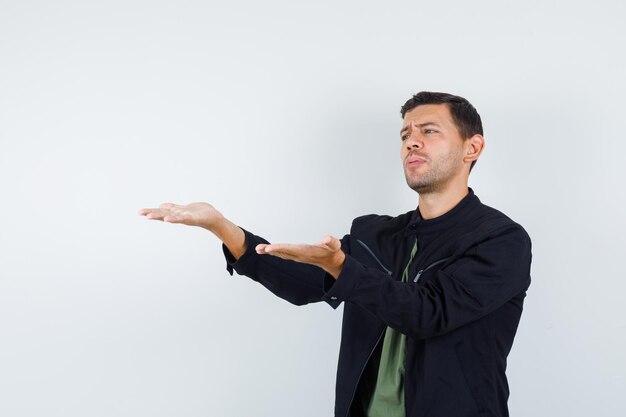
[256,235,346,280]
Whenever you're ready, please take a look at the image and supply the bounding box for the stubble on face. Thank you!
[400,104,468,196]
[404,145,465,195]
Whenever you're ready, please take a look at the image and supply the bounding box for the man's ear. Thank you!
[464,134,485,163]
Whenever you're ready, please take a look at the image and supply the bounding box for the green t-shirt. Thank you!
[362,238,418,417]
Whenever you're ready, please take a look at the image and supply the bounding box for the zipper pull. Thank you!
[414,269,424,283]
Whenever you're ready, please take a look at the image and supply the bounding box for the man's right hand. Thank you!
[138,202,247,260]
[138,202,224,230]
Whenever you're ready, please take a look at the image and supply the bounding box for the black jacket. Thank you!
[223,188,532,417]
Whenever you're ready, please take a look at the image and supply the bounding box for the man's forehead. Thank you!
[402,104,453,127]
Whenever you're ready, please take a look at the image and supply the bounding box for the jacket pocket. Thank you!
[413,256,452,282]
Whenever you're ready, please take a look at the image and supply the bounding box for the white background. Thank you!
[1,1,625,416]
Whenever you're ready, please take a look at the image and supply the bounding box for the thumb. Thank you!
[320,235,341,251]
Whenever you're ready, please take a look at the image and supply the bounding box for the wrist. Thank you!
[203,214,227,234]
[211,218,247,260]
[327,251,346,280]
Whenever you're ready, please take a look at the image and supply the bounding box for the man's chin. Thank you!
[406,179,437,195]
[406,180,428,194]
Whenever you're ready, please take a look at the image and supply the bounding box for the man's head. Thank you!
[400,91,485,194]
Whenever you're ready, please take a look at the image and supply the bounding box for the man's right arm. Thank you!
[139,201,246,259]
[138,201,345,306]
[210,217,247,260]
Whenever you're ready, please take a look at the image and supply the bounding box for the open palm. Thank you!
[138,202,224,229]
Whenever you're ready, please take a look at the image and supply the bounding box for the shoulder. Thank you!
[351,210,414,233]
[468,200,532,246]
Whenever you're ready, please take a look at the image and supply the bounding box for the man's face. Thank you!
[400,104,468,194]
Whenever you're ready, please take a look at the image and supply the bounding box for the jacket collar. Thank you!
[405,187,480,237]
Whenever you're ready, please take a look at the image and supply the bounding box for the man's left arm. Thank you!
[259,225,532,339]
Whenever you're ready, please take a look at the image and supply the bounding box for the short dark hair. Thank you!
[401,91,483,172]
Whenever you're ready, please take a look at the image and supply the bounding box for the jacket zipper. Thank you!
[344,328,386,417]
[413,256,452,282]
[344,239,413,416]
[356,239,393,275]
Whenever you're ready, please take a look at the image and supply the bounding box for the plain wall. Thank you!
[1,1,624,416]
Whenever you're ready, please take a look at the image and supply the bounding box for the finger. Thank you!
[144,209,169,220]
[163,215,182,223]
[258,243,285,254]
[262,243,301,254]
[319,235,340,251]
[159,203,178,209]
[320,235,332,246]
[256,243,304,259]
[257,248,300,261]
[328,236,341,251]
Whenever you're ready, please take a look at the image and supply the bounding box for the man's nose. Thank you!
[405,130,423,149]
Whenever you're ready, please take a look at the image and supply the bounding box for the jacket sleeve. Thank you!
[320,224,532,339]
[223,227,352,306]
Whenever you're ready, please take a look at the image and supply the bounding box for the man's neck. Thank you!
[417,183,470,220]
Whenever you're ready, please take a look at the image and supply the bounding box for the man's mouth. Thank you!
[406,156,427,166]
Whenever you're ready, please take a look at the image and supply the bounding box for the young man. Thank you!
[139,92,532,417]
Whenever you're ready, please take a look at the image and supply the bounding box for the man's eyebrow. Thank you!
[400,122,441,134]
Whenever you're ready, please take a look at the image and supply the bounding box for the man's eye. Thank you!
[425,129,437,134]
[401,134,410,141]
